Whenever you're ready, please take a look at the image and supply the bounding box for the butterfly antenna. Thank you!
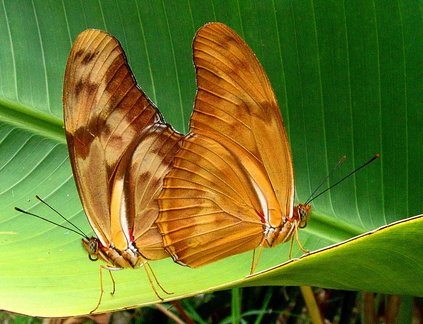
[304,156,346,204]
[306,154,380,204]
[14,196,89,239]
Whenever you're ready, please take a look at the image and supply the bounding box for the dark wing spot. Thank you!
[74,49,85,59]
[72,126,93,160]
[74,79,99,100]
[81,51,99,65]
[74,80,84,99]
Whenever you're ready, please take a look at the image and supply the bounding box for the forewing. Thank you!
[191,23,294,216]
[63,29,178,252]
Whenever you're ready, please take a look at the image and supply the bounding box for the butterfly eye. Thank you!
[83,237,100,261]
[298,204,311,228]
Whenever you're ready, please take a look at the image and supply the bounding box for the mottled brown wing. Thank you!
[122,124,182,259]
[157,23,294,267]
[63,29,181,261]
[191,23,294,211]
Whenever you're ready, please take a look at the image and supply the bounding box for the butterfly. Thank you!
[63,29,182,311]
[156,23,311,271]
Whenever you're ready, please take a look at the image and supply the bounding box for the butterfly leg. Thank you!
[142,259,173,300]
[90,265,120,314]
[288,223,309,259]
[107,267,116,295]
[250,246,264,274]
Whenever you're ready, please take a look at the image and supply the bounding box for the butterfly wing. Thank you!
[124,124,182,259]
[64,29,181,262]
[191,23,294,214]
[157,23,295,267]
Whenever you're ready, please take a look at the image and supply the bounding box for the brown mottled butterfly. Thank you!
[63,29,182,312]
[156,23,311,271]
[157,23,378,271]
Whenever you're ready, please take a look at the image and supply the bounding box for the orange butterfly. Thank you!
[63,29,182,311]
[157,23,310,271]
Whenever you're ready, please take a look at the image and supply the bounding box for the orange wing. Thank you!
[157,23,296,268]
[63,29,182,265]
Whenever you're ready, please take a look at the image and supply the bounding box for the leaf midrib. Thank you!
[0,97,64,143]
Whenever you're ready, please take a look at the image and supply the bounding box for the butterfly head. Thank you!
[292,203,311,229]
[82,237,101,261]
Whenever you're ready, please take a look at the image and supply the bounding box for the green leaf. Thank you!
[0,0,421,317]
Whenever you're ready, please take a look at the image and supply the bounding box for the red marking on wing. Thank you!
[256,210,266,224]
[129,228,135,242]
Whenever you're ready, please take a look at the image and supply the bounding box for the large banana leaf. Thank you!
[0,0,421,317]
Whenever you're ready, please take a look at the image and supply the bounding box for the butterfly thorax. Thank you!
[262,223,283,247]
[82,237,145,269]
[263,204,311,247]
[263,216,294,247]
